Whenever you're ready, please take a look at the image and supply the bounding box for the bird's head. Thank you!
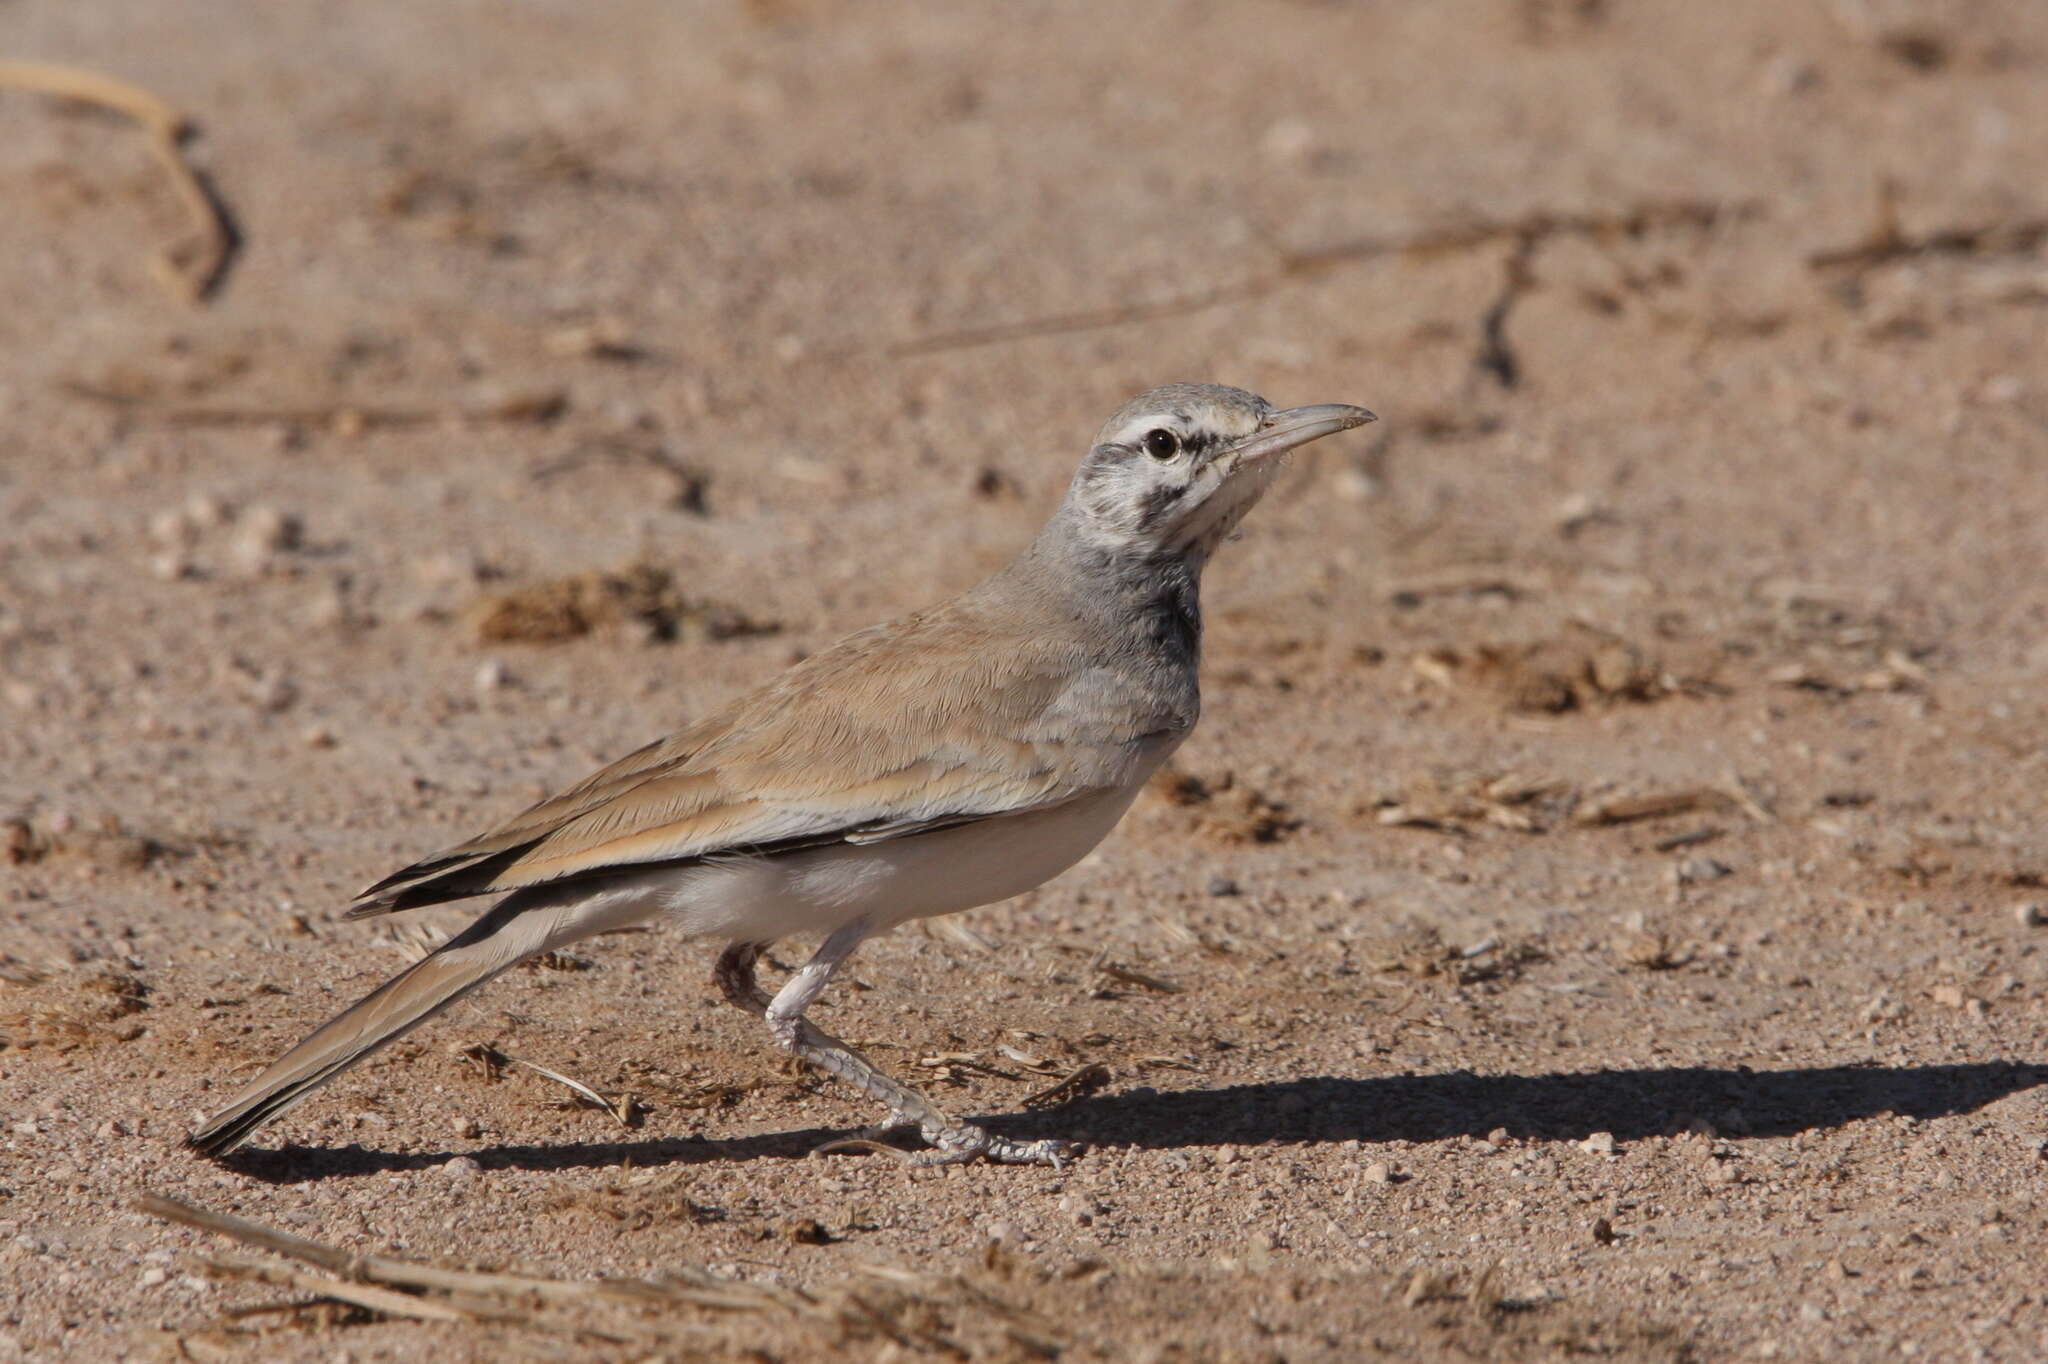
[1062,383,1374,563]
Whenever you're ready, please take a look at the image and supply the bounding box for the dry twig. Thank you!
[890,198,1752,357]
[0,60,238,301]
[461,1042,640,1127]
[1099,962,1184,994]
[1572,789,1734,827]
[1021,1062,1111,1112]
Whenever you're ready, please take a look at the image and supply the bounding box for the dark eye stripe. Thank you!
[1135,482,1186,528]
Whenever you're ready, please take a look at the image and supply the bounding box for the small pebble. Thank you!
[1206,876,1241,897]
[2015,902,2046,928]
[137,1266,168,1288]
[1362,1161,1392,1185]
[247,672,298,713]
[1591,1217,1616,1244]
[146,509,196,548]
[1579,1131,1617,1156]
[443,1156,481,1177]
[452,1117,481,1140]
[227,505,302,577]
[475,659,512,693]
[1677,856,1733,885]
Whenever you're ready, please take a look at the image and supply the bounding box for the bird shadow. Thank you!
[216,1059,2045,1184]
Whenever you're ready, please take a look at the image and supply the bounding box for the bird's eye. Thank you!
[1143,428,1179,460]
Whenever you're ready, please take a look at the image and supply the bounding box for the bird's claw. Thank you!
[913,1130,1079,1169]
[812,1127,1079,1169]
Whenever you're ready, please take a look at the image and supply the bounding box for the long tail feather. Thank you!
[188,892,579,1156]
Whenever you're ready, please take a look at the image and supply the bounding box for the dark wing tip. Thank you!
[185,1112,258,1159]
[346,843,545,919]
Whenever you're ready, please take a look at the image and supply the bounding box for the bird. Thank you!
[187,383,1374,1165]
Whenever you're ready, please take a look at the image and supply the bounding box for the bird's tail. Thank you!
[187,886,619,1157]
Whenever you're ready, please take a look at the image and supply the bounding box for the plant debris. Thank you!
[0,60,239,301]
[1021,1063,1112,1111]
[467,561,778,646]
[0,968,150,1052]
[1145,765,1300,843]
[1409,634,1695,714]
[458,1042,641,1127]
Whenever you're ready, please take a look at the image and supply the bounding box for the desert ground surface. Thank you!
[3,1,2047,1359]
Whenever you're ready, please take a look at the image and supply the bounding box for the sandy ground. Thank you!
[3,1,2047,1358]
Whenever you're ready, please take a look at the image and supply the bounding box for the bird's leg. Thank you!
[714,937,915,1130]
[710,933,1075,1167]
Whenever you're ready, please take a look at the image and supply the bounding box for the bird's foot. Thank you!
[911,1125,1079,1169]
[812,1124,1079,1168]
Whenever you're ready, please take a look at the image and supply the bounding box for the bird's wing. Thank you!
[349,598,1153,916]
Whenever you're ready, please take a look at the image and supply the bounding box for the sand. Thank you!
[3,1,2046,1358]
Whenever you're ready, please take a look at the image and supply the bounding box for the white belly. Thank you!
[649,776,1151,941]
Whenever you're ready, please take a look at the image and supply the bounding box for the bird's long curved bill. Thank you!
[1232,403,1376,466]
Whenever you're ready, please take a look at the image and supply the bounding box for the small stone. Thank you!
[1058,1195,1099,1226]
[2015,903,2046,928]
[239,504,303,554]
[1677,856,1733,885]
[443,1156,481,1177]
[475,659,511,693]
[228,507,302,576]
[1261,117,1317,166]
[1485,1127,1511,1149]
[247,672,298,713]
[1591,1217,1616,1244]
[452,1117,481,1140]
[303,726,338,750]
[1579,1131,1617,1156]
[984,1219,1022,1243]
[138,1266,168,1288]
[146,509,197,548]
[149,553,194,582]
[1206,876,1241,897]
[1215,1144,1239,1165]
[1362,1161,1392,1185]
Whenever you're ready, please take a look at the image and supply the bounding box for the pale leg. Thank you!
[712,933,1073,1166]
